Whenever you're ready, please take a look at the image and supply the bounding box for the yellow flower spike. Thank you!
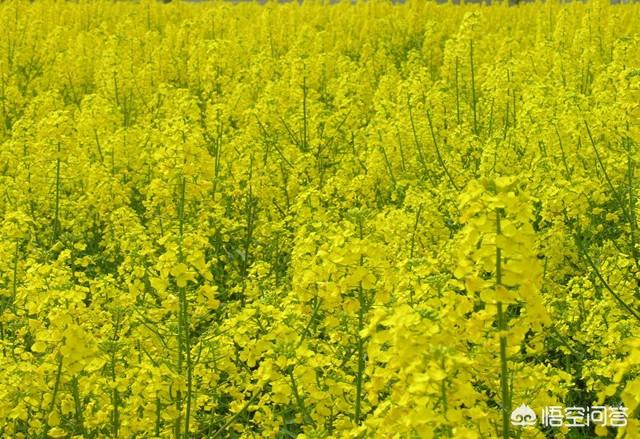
[0,2,637,437]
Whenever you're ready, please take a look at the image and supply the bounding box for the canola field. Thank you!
[0,1,639,438]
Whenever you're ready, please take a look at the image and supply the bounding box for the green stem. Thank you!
[297,295,322,349]
[408,97,435,186]
[470,40,478,135]
[395,125,406,172]
[51,355,63,408]
[71,376,85,435]
[289,370,310,424]
[410,204,422,261]
[578,240,640,322]
[177,176,192,438]
[53,142,61,244]
[355,218,366,425]
[512,90,517,128]
[378,130,397,188]
[212,385,265,438]
[302,76,308,152]
[93,128,104,164]
[0,322,5,357]
[555,125,572,181]
[212,110,223,199]
[12,240,18,314]
[487,97,495,139]
[455,56,461,126]
[44,354,64,438]
[495,209,510,439]
[427,110,459,191]
[155,396,162,437]
[440,357,448,416]
[111,315,121,438]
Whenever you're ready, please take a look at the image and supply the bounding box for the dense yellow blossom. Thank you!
[0,0,638,438]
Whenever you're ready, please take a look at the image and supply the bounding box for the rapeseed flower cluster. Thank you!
[0,0,638,437]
